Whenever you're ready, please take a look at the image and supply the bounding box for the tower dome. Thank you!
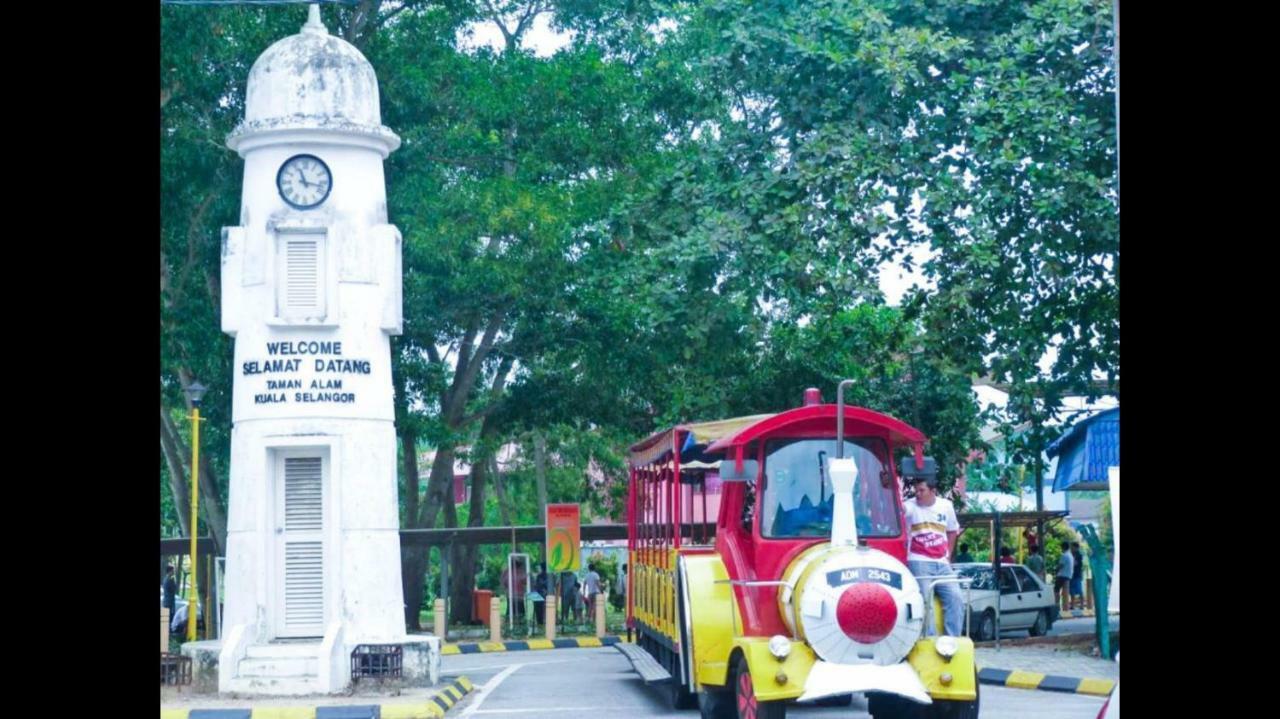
[227,5,399,155]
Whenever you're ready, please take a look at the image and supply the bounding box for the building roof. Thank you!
[1047,407,1119,491]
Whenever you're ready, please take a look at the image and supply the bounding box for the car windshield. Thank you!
[761,437,901,538]
[956,566,995,591]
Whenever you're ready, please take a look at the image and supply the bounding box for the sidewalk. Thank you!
[160,676,473,719]
[1058,608,1119,619]
[976,643,1118,696]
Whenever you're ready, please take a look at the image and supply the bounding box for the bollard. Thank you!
[595,594,606,638]
[490,597,503,643]
[545,594,557,640]
[434,598,447,640]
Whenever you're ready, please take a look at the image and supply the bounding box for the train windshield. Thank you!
[761,437,901,539]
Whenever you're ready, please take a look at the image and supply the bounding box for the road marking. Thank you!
[445,655,608,671]
[472,709,602,715]
[457,663,524,718]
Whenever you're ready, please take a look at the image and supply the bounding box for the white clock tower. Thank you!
[215,5,436,694]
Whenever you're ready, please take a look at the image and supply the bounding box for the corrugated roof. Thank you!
[1048,408,1119,491]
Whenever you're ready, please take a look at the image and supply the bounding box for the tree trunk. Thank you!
[492,462,514,527]
[173,367,229,554]
[400,445,456,630]
[195,446,228,555]
[160,405,193,538]
[394,358,420,528]
[401,546,430,631]
[534,431,548,521]
[448,419,502,625]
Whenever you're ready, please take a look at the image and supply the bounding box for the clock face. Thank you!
[276,154,332,209]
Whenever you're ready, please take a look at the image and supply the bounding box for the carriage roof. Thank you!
[627,405,926,469]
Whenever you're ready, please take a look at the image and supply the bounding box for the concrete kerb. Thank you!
[440,635,619,655]
[159,676,475,719]
[976,667,1115,697]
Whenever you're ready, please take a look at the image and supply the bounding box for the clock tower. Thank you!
[215,5,436,694]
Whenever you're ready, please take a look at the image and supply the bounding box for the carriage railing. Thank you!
[919,575,974,638]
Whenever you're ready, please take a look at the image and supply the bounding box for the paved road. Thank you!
[982,615,1119,640]
[442,646,1108,718]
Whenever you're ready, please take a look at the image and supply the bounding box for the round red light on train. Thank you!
[835,583,898,644]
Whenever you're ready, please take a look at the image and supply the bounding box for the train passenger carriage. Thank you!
[626,384,978,719]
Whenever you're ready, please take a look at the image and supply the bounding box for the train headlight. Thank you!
[768,635,792,660]
[934,635,958,659]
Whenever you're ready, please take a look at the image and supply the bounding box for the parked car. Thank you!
[161,587,203,635]
[953,562,1057,641]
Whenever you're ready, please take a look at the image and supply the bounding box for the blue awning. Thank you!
[1047,408,1119,491]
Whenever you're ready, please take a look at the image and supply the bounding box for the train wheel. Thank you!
[976,610,996,642]
[732,654,785,719]
[867,693,924,719]
[1028,610,1049,637]
[699,686,734,719]
[671,667,697,709]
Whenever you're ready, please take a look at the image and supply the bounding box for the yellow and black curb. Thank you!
[977,667,1115,696]
[159,676,475,719]
[441,635,620,655]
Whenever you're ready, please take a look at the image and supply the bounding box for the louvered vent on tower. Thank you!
[278,234,325,320]
[283,457,324,632]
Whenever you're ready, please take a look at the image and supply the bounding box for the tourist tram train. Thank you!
[626,383,978,719]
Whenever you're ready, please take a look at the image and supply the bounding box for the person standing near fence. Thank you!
[1069,542,1085,610]
[1026,546,1045,581]
[583,563,602,615]
[163,565,178,619]
[559,570,579,625]
[1055,545,1075,609]
[532,563,549,627]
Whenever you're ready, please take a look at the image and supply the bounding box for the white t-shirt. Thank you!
[904,496,960,564]
[1056,549,1075,578]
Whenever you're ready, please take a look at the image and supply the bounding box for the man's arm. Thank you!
[946,502,961,560]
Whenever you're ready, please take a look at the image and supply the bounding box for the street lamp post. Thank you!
[184,381,207,643]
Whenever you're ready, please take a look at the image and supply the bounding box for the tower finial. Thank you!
[303,3,327,35]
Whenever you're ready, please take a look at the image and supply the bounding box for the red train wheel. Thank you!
[732,655,785,719]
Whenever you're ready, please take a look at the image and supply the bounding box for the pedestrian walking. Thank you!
[953,543,974,563]
[902,475,964,637]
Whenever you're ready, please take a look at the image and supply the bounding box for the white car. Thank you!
[161,587,203,634]
[953,562,1058,640]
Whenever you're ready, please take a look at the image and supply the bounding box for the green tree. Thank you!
[655,0,1118,463]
